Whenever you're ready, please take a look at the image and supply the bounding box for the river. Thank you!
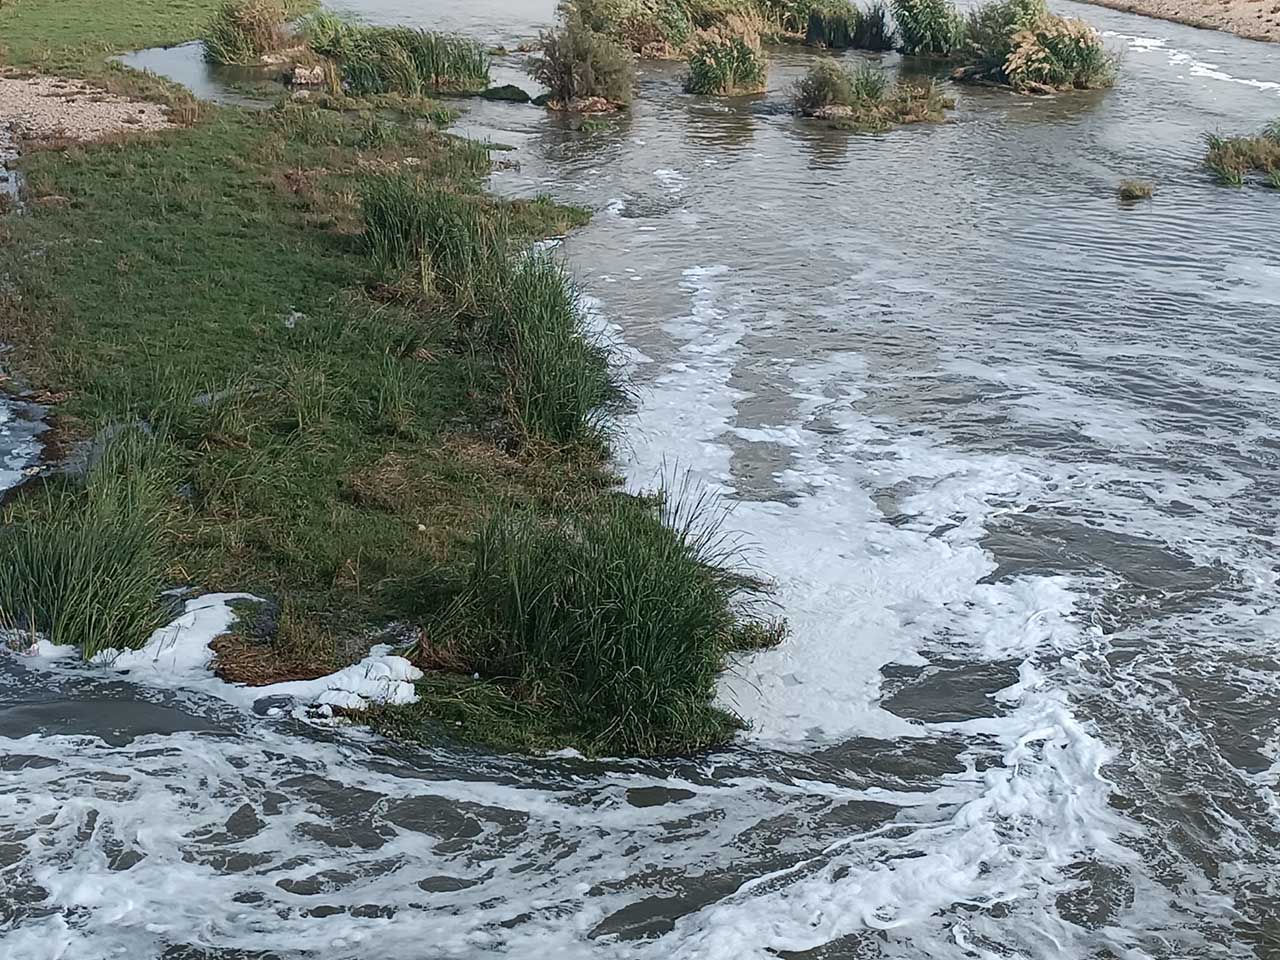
[3,2,1280,957]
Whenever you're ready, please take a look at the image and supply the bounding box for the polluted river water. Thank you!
[5,0,1280,957]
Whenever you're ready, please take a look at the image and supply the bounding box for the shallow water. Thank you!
[4,4,1280,958]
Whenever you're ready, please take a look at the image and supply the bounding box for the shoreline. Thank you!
[1076,0,1280,43]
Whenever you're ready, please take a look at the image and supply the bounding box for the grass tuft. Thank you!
[203,0,290,65]
[891,0,963,57]
[955,0,1115,90]
[306,13,490,95]
[422,487,779,756]
[1117,178,1154,202]
[794,58,953,131]
[1202,122,1280,188]
[0,429,172,659]
[527,8,636,107]
[685,18,768,95]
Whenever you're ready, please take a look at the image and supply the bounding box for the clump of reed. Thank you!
[794,58,952,130]
[1117,178,1154,201]
[685,18,768,95]
[359,174,616,446]
[430,487,781,755]
[891,0,963,57]
[0,429,172,659]
[954,0,1115,90]
[306,12,490,95]
[1203,122,1280,187]
[804,1,895,51]
[527,8,636,107]
[203,0,291,65]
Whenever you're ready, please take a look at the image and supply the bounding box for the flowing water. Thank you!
[4,3,1280,957]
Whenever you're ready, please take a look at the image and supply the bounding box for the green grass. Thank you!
[1203,124,1280,188]
[950,0,1115,90]
[527,8,635,106]
[0,428,173,659]
[0,105,586,654]
[794,58,953,131]
[1,0,785,758]
[0,0,223,62]
[202,0,289,65]
[404,489,782,756]
[685,24,768,95]
[360,176,617,447]
[891,0,963,56]
[306,13,490,95]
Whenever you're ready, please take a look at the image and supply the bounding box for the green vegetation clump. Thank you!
[794,58,952,130]
[954,0,1114,90]
[805,0,859,47]
[685,20,768,95]
[1203,122,1280,187]
[804,1,894,50]
[527,9,636,107]
[1117,178,1154,201]
[421,491,780,755]
[0,430,172,659]
[203,0,291,65]
[306,12,490,94]
[891,0,962,56]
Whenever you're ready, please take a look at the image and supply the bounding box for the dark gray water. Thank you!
[4,3,1280,957]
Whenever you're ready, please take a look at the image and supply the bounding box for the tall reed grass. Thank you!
[891,0,963,56]
[433,487,777,754]
[360,175,617,446]
[203,0,290,65]
[685,20,768,95]
[307,13,490,94]
[527,9,636,106]
[0,429,172,659]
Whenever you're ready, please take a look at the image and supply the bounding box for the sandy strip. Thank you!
[1077,0,1280,42]
[0,74,174,141]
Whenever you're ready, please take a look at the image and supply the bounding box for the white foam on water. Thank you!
[38,593,425,713]
[592,264,1172,955]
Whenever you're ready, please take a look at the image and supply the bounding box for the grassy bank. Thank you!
[0,0,781,757]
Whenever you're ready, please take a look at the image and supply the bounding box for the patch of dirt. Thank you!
[0,74,175,142]
[1078,0,1280,42]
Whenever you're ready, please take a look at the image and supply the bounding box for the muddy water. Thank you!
[4,3,1280,958]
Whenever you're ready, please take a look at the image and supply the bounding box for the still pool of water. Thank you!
[4,3,1280,957]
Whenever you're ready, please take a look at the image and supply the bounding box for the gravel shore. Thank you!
[1079,0,1280,43]
[0,74,174,141]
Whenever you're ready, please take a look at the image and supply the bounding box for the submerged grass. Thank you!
[794,58,952,130]
[0,429,172,659]
[1203,123,1280,187]
[306,12,490,95]
[1117,178,1154,201]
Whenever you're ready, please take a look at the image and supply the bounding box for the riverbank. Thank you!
[0,0,781,757]
[1078,0,1280,42]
